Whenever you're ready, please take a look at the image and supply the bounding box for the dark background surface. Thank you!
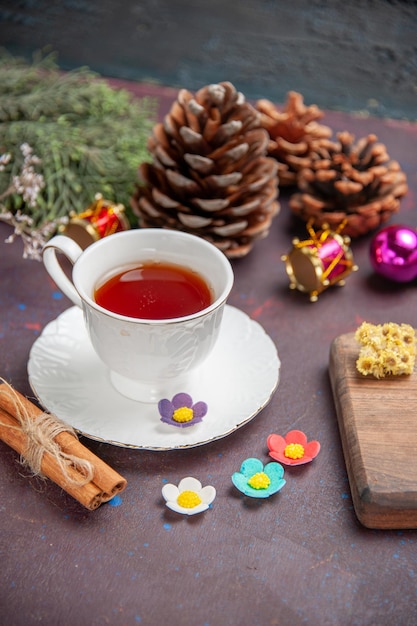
[0,0,416,120]
[2,3,417,623]
[1,90,417,624]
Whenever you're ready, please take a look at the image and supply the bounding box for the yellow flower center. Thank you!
[177,490,202,508]
[247,472,271,490]
[284,443,305,459]
[172,407,194,423]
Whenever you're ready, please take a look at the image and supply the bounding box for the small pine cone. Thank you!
[289,131,408,237]
[131,82,280,258]
[256,91,332,187]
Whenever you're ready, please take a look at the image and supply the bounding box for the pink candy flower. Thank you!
[267,430,320,466]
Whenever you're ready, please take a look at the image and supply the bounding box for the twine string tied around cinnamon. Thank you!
[0,379,94,487]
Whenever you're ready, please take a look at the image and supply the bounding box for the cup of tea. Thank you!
[42,229,234,402]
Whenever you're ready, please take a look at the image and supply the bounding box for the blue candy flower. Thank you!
[232,458,286,498]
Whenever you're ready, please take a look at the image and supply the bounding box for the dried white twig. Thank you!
[0,144,64,260]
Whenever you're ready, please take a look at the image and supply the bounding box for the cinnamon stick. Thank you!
[0,407,104,509]
[54,431,126,500]
[0,387,126,499]
[0,381,127,510]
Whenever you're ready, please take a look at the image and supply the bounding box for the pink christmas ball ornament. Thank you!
[370,225,417,283]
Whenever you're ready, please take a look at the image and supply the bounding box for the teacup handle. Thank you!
[42,235,84,308]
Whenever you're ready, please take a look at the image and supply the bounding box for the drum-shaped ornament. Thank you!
[282,223,358,302]
[60,193,130,249]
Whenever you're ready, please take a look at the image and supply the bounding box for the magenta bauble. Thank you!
[370,224,417,282]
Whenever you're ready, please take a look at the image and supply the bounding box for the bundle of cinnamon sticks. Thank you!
[0,380,127,510]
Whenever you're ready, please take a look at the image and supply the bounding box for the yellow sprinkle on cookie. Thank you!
[355,322,416,378]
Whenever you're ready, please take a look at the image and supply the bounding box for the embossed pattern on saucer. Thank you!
[28,306,280,450]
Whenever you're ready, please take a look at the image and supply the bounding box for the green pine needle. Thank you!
[0,50,156,227]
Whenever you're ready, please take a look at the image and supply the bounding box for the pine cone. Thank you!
[289,132,408,237]
[131,82,280,258]
[256,91,332,187]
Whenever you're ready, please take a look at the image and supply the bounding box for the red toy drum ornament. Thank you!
[60,193,130,249]
[370,224,417,283]
[282,221,358,301]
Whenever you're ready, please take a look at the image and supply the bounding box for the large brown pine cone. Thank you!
[256,91,332,187]
[289,131,408,237]
[131,82,280,258]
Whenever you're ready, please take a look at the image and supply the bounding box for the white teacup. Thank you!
[42,229,234,402]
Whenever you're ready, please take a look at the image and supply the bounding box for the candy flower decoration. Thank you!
[267,430,320,466]
[232,458,286,499]
[162,477,216,516]
[158,392,208,428]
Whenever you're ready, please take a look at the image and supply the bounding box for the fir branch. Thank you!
[0,50,156,237]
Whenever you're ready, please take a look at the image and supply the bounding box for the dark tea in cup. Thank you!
[94,261,213,320]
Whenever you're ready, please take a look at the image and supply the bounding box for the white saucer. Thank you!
[28,306,280,450]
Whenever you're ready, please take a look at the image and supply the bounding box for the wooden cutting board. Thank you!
[329,332,417,529]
